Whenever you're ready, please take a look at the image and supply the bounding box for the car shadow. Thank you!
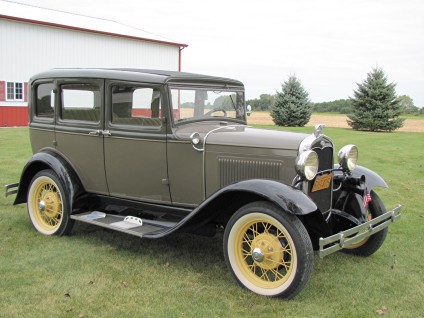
[71,221,227,275]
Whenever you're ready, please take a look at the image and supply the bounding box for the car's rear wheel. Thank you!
[223,201,313,299]
[27,169,74,236]
[342,190,388,256]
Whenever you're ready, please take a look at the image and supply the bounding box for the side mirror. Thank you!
[246,105,252,116]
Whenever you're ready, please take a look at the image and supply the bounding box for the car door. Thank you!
[103,81,171,204]
[55,79,108,194]
[165,86,207,207]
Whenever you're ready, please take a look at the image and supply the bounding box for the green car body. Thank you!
[7,68,401,299]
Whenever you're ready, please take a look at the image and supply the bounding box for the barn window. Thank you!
[6,82,24,101]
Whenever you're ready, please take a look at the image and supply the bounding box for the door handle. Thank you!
[89,130,101,136]
[88,130,112,136]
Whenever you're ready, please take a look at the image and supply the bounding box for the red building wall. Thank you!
[0,106,28,127]
[0,81,29,127]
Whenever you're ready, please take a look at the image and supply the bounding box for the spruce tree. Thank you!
[347,68,404,132]
[270,75,312,127]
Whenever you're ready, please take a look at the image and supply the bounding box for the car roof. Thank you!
[30,68,244,87]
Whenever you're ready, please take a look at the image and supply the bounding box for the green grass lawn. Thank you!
[1,127,423,318]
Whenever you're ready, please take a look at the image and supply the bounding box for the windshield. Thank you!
[170,87,246,124]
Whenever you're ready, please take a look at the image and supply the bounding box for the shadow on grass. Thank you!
[70,221,227,276]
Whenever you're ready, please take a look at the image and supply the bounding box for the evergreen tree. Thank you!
[270,75,311,126]
[347,68,404,132]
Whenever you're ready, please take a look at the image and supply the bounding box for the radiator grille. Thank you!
[307,146,333,213]
[219,158,282,187]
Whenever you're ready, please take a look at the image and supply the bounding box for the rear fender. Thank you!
[14,150,84,211]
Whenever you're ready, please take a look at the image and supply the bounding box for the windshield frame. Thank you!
[168,84,247,126]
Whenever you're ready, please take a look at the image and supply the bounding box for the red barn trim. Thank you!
[0,81,5,101]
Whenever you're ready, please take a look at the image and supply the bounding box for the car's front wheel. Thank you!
[223,201,313,299]
[342,190,388,256]
[27,169,74,236]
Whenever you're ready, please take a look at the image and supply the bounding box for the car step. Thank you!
[71,211,177,238]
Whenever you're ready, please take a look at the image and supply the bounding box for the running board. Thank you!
[71,211,177,238]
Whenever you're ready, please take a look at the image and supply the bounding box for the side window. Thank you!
[61,84,100,122]
[111,85,162,127]
[35,83,55,118]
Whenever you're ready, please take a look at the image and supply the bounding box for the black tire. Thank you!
[223,201,313,299]
[342,190,388,257]
[27,169,74,236]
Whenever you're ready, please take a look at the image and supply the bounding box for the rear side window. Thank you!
[61,84,100,122]
[111,85,162,127]
[35,83,55,118]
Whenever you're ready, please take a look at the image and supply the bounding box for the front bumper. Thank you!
[319,204,402,258]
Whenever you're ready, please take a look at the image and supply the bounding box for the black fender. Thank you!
[14,150,84,212]
[331,164,387,230]
[334,164,388,190]
[146,179,319,238]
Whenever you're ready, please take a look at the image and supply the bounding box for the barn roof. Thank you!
[0,0,187,48]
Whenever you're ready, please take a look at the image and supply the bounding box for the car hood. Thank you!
[174,122,309,151]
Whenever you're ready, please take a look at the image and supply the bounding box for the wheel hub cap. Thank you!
[251,233,284,270]
[252,248,265,262]
[38,200,46,212]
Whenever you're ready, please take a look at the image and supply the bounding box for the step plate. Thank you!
[71,212,166,238]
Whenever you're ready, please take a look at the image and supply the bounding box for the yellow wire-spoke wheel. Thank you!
[28,172,66,235]
[236,217,294,289]
[225,202,313,298]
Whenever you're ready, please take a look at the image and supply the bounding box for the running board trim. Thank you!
[71,211,176,238]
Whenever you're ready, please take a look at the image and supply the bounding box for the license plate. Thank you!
[312,173,332,192]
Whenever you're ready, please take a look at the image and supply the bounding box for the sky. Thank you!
[7,0,424,106]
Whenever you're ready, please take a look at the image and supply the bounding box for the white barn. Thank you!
[0,0,187,126]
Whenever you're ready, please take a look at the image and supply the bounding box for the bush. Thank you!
[312,99,353,114]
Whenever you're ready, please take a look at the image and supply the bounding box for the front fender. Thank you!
[146,179,319,238]
[334,165,388,190]
[218,179,318,215]
[14,150,84,210]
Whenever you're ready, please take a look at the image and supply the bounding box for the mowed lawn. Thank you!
[0,127,423,318]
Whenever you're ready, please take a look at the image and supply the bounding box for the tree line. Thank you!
[247,88,422,115]
[259,67,421,132]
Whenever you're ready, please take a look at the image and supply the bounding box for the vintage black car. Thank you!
[5,68,401,299]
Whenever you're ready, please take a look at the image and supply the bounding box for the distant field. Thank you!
[248,112,424,132]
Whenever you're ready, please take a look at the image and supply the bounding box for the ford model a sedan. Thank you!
[6,69,401,299]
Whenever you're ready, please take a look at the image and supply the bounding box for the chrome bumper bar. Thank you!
[5,182,19,197]
[319,204,402,258]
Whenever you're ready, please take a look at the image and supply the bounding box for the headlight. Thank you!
[296,150,319,181]
[338,144,358,171]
